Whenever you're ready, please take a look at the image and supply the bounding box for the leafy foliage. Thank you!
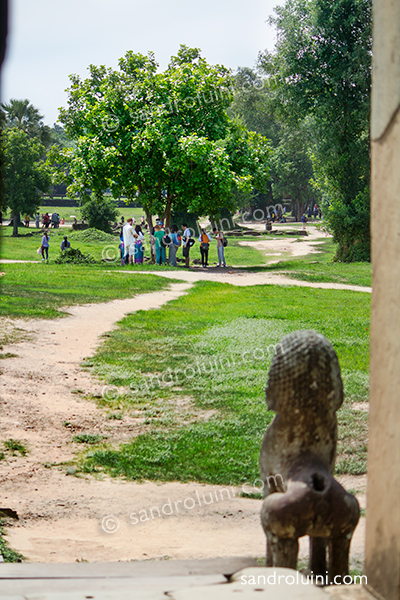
[326,189,370,262]
[259,0,371,260]
[269,122,318,220]
[0,519,25,562]
[54,248,96,264]
[229,67,317,218]
[51,45,272,228]
[79,196,119,233]
[1,128,51,235]
[1,98,52,147]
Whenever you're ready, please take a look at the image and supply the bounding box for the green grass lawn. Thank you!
[0,263,170,320]
[0,227,121,262]
[3,204,146,225]
[1,224,371,287]
[0,226,279,268]
[78,281,370,484]
[1,227,371,286]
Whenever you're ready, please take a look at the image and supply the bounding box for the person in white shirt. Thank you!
[198,229,211,267]
[123,218,135,264]
[182,223,191,267]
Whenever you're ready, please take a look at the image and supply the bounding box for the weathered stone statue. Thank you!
[260,330,359,580]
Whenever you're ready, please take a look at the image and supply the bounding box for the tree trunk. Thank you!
[293,200,306,222]
[12,211,19,236]
[144,207,153,232]
[145,207,155,263]
[163,197,173,231]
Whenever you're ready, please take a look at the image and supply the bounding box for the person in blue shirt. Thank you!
[60,236,71,251]
[169,224,181,267]
[41,232,50,261]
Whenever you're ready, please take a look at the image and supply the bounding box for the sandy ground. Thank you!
[128,268,371,293]
[237,222,326,261]
[0,232,368,565]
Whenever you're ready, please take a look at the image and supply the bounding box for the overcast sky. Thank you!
[1,0,283,126]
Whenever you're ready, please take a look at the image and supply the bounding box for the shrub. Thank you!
[70,228,117,244]
[54,248,96,264]
[327,189,370,262]
[80,197,119,233]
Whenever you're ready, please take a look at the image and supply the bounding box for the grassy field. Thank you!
[1,225,372,288]
[77,281,370,483]
[0,263,170,320]
[0,225,371,562]
[0,227,120,262]
[0,226,281,267]
[3,204,146,225]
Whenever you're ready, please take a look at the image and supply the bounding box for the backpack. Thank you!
[222,236,228,248]
[161,234,171,247]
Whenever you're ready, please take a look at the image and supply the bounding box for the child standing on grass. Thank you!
[41,232,49,261]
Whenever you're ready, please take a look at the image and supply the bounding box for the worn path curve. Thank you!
[0,276,367,564]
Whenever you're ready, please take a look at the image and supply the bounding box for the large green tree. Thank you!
[259,0,371,260]
[229,67,319,219]
[1,128,51,235]
[51,46,271,229]
[270,122,319,220]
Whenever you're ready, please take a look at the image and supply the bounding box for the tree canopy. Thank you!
[1,128,51,235]
[259,0,371,260]
[1,98,53,148]
[51,45,272,228]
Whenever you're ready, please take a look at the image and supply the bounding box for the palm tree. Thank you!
[1,98,52,146]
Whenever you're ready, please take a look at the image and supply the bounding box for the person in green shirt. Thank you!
[154,225,166,264]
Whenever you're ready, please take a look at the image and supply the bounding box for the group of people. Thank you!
[301,204,322,229]
[307,204,322,220]
[120,218,227,268]
[30,212,65,228]
[120,219,146,265]
[38,234,70,261]
[267,207,286,223]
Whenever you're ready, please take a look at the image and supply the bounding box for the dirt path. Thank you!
[0,245,368,565]
[237,222,328,262]
[125,268,371,293]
